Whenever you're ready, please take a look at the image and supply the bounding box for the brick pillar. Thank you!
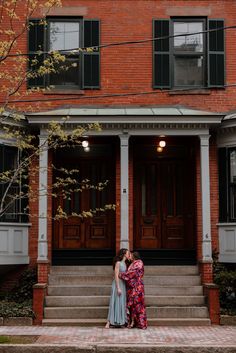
[204,284,220,325]
[37,261,50,283]
[199,261,213,283]
[33,283,47,325]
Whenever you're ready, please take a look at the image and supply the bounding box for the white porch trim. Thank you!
[119,134,130,249]
[199,135,212,262]
[37,134,48,262]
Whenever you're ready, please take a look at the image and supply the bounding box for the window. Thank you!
[173,20,205,87]
[219,147,236,222]
[48,20,81,88]
[153,18,225,89]
[0,145,27,223]
[28,18,100,89]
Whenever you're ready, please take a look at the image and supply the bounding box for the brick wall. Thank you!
[1,0,236,112]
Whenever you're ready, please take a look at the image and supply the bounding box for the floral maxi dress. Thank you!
[119,259,147,329]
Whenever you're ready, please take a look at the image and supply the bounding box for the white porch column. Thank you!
[199,135,212,261]
[37,134,48,262]
[119,134,130,249]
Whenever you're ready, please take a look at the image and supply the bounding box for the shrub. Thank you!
[0,300,34,318]
[213,251,236,314]
[7,268,37,303]
[214,270,236,313]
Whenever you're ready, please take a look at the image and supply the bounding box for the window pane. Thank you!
[50,22,80,51]
[174,56,203,86]
[150,165,157,215]
[230,185,236,220]
[229,150,236,220]
[141,170,146,216]
[176,164,183,215]
[174,22,203,52]
[230,150,236,183]
[49,58,79,86]
[167,165,174,216]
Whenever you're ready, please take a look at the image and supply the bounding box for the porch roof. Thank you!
[27,106,223,135]
[28,106,222,118]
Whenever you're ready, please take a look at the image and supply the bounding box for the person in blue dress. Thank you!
[105,248,130,328]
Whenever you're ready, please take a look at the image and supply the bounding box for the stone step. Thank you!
[48,285,203,296]
[44,306,209,319]
[48,275,201,286]
[50,265,199,276]
[42,317,211,326]
[45,295,206,307]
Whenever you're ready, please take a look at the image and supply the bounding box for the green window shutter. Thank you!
[82,20,100,89]
[208,19,225,87]
[218,147,228,222]
[27,19,45,88]
[153,19,170,88]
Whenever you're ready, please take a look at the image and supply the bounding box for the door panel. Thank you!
[134,163,161,248]
[161,162,185,249]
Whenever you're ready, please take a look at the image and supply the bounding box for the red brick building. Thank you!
[1,0,236,325]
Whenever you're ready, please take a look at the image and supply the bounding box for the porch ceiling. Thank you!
[26,106,224,135]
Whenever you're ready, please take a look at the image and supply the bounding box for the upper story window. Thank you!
[172,20,205,87]
[219,147,236,223]
[28,18,100,90]
[48,20,81,88]
[153,18,225,89]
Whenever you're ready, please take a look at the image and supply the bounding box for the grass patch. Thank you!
[0,336,10,344]
[0,335,38,344]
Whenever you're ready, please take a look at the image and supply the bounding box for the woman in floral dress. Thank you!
[119,251,147,329]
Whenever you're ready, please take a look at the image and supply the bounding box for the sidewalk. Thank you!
[0,325,236,352]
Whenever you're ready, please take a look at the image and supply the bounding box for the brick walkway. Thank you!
[0,326,236,347]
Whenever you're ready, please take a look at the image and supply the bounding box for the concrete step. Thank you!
[50,265,199,276]
[42,317,211,326]
[45,295,206,307]
[48,285,203,296]
[44,306,209,319]
[48,275,201,286]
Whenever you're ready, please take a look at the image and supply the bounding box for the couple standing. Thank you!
[105,248,147,329]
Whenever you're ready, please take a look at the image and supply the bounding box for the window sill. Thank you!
[217,222,236,226]
[43,89,84,95]
[169,89,211,95]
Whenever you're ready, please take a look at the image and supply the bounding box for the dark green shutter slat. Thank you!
[153,19,170,88]
[27,19,45,88]
[84,20,99,48]
[218,147,228,222]
[208,19,225,87]
[82,20,100,89]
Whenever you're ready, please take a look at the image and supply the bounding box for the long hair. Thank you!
[113,248,128,269]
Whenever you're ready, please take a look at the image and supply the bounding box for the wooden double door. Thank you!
[133,141,195,250]
[53,146,115,250]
